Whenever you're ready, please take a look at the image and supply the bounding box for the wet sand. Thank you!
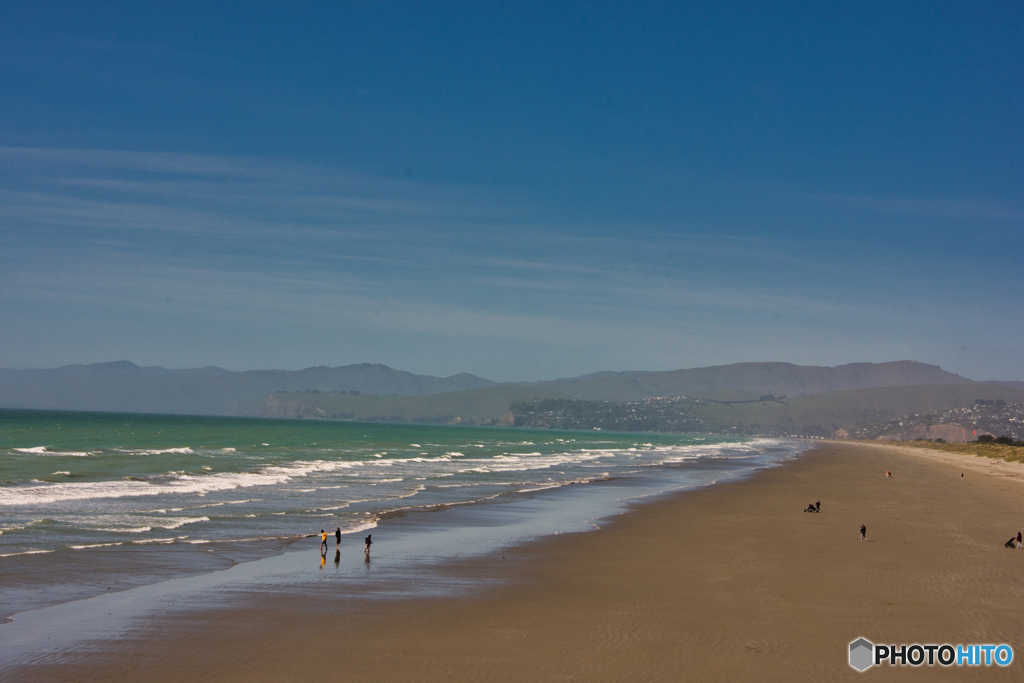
[13,443,1024,681]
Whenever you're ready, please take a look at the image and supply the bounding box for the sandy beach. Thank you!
[13,442,1024,682]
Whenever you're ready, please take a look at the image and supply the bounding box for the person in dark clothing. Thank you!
[364,533,373,557]
[815,501,821,512]
[860,525,866,542]
[335,527,342,547]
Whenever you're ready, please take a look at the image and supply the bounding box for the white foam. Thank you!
[13,447,92,457]
[0,549,56,557]
[116,447,195,455]
[0,459,361,506]
[154,516,209,530]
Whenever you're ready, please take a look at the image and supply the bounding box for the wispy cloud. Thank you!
[3,147,1021,378]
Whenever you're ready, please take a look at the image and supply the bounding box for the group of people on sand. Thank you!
[803,470,895,542]
[320,527,373,558]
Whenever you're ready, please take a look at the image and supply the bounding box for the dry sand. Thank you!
[15,443,1024,681]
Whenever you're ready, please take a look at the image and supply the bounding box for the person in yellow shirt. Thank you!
[320,529,328,553]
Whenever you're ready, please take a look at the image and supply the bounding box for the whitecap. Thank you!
[0,549,56,557]
[0,458,361,506]
[153,516,209,530]
[116,447,195,455]
[14,447,92,457]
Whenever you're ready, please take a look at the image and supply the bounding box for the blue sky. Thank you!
[1,1,1021,381]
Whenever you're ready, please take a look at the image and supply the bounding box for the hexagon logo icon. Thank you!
[849,638,874,671]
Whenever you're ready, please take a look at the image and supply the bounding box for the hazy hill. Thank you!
[267,384,572,425]
[273,380,1024,432]
[509,383,1024,437]
[541,361,970,401]
[987,380,1024,392]
[0,362,496,416]
[689,382,1024,436]
[0,359,1003,425]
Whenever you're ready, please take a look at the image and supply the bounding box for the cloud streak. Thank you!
[2,147,1021,380]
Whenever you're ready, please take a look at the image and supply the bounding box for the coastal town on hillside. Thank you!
[852,400,1024,442]
[510,396,1024,443]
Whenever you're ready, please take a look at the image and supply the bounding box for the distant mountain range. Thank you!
[0,361,495,416]
[542,361,973,401]
[0,359,1018,422]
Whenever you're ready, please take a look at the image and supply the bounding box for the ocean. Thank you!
[0,409,807,648]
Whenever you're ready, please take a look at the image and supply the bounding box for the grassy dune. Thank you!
[872,439,1024,464]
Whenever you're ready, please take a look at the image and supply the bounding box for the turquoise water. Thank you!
[0,409,779,558]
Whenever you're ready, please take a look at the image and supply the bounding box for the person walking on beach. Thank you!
[1017,532,1022,549]
[320,529,328,553]
[364,533,373,558]
[335,527,341,547]
[860,524,866,542]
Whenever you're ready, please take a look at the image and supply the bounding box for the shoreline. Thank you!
[0,443,800,664]
[10,441,1024,681]
[0,428,790,626]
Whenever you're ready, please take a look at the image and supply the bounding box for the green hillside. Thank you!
[268,384,572,425]
[692,383,1024,435]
